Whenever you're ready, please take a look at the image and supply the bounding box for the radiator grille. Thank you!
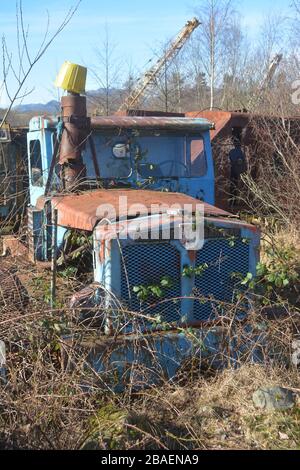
[193,239,249,321]
[120,242,181,325]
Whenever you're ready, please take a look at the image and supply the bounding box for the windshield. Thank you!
[83,132,207,180]
[83,134,132,179]
[136,135,187,178]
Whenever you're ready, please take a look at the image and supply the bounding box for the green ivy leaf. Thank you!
[150,286,163,298]
[133,286,141,293]
[241,272,253,285]
[160,276,173,288]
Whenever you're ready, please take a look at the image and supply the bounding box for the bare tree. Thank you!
[120,60,139,110]
[0,0,81,129]
[136,42,172,112]
[89,25,122,116]
[258,13,286,67]
[243,115,300,227]
[220,14,250,110]
[194,0,235,110]
[186,37,209,110]
[139,41,190,113]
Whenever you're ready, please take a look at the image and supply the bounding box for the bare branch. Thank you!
[0,0,82,129]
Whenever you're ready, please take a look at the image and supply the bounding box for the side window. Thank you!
[30,140,43,186]
[190,139,207,177]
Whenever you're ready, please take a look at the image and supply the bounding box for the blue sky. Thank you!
[0,0,290,105]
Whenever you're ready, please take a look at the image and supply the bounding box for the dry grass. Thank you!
[0,269,299,450]
[2,334,300,450]
[134,364,300,450]
[0,226,299,450]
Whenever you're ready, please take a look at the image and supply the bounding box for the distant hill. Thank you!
[7,87,126,121]
[13,100,60,114]
[11,89,122,116]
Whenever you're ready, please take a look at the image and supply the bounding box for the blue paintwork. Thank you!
[27,122,55,207]
[82,130,215,205]
[0,207,9,218]
[72,324,265,392]
[26,117,66,260]
[29,209,44,261]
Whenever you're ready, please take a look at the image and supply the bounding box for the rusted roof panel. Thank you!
[37,189,232,232]
[186,111,232,141]
[115,109,185,117]
[91,116,214,132]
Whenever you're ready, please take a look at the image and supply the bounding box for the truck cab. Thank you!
[83,116,215,205]
[27,116,215,207]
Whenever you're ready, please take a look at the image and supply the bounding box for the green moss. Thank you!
[82,403,129,450]
[244,408,300,449]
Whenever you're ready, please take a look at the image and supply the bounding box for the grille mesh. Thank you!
[193,239,249,321]
[120,242,181,325]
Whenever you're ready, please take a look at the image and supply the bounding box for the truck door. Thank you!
[186,132,215,205]
[28,136,44,206]
[28,130,54,207]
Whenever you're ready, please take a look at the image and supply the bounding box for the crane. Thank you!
[118,17,200,112]
[247,53,283,111]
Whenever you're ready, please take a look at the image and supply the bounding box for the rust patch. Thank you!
[37,189,233,232]
[99,240,106,263]
[187,250,197,262]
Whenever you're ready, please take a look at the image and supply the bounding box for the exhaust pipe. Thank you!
[59,94,89,189]
[55,62,89,190]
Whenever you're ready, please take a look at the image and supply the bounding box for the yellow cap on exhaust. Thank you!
[55,61,87,94]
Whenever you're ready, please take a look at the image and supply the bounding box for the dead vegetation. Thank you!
[0,310,300,450]
[0,240,299,450]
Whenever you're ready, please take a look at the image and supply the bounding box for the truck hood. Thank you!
[36,189,233,232]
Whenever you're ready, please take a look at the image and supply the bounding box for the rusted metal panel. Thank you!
[186,110,233,141]
[36,189,233,232]
[185,110,273,146]
[94,213,260,244]
[59,95,89,164]
[91,116,214,132]
[0,127,28,221]
[204,215,260,233]
[95,213,193,245]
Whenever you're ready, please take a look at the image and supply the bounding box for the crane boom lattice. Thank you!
[118,17,200,112]
[248,53,283,110]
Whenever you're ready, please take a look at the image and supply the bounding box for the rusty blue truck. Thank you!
[11,64,261,389]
